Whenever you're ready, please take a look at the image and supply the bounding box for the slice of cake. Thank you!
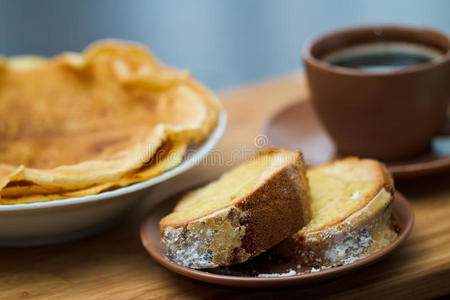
[275,157,398,267]
[160,148,311,269]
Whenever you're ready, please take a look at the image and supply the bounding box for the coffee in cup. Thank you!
[303,25,450,161]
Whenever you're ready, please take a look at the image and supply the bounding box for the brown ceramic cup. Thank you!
[303,25,450,161]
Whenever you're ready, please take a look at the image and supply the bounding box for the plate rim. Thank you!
[140,189,414,288]
[0,112,227,211]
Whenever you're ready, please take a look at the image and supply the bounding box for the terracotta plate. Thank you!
[264,101,450,180]
[140,187,414,288]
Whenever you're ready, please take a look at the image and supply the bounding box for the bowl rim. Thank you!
[0,112,227,211]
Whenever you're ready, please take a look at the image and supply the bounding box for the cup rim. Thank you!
[303,24,450,77]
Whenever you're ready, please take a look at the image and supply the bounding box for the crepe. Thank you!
[0,41,221,204]
[0,140,187,204]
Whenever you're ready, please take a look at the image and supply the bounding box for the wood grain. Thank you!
[1,73,449,300]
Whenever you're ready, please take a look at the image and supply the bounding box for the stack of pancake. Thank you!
[0,41,222,204]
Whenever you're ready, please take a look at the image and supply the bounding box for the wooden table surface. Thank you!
[1,74,449,300]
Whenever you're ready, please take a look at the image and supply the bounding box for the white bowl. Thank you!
[0,112,227,246]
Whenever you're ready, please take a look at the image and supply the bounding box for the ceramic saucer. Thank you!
[140,186,413,288]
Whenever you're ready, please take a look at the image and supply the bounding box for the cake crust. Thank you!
[275,157,397,267]
[160,148,311,269]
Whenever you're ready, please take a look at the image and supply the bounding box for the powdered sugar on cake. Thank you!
[257,269,297,277]
[323,225,374,266]
[162,226,215,268]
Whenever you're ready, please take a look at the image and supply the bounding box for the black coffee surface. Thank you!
[322,42,443,71]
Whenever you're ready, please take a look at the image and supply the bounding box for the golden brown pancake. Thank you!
[0,140,188,204]
[0,41,221,203]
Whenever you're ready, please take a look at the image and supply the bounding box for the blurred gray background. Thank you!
[0,0,449,90]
